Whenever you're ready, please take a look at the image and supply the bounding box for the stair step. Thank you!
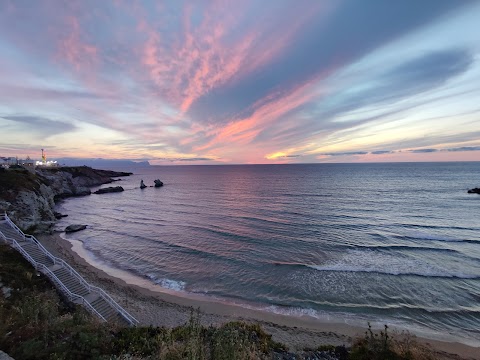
[70,286,89,294]
[94,301,110,310]
[90,299,104,307]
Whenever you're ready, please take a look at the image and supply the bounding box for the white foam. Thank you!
[264,305,323,319]
[154,278,186,292]
[307,249,479,279]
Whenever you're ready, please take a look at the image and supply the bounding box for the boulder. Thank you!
[75,189,92,197]
[65,224,87,233]
[154,179,164,188]
[140,180,147,189]
[467,188,480,194]
[54,212,68,219]
[93,186,124,194]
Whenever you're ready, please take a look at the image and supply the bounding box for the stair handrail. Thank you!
[4,214,99,289]
[1,232,106,322]
[2,213,56,264]
[4,213,26,238]
[35,262,107,322]
[2,213,138,325]
[32,248,138,325]
[45,255,138,324]
[24,234,58,264]
[87,283,139,325]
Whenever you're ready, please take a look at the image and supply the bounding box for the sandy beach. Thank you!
[35,232,480,360]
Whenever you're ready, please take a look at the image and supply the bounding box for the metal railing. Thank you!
[1,230,106,321]
[1,213,138,326]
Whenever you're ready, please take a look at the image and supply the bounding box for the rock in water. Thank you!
[54,212,68,219]
[140,180,147,189]
[65,224,87,233]
[154,179,164,188]
[93,186,124,194]
[467,188,480,194]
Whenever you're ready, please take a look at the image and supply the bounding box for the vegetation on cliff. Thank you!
[0,167,41,198]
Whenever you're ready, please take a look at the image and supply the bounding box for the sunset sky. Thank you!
[1,0,479,164]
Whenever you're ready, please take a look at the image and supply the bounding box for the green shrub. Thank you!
[350,323,435,360]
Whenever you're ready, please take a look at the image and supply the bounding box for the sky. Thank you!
[1,0,480,165]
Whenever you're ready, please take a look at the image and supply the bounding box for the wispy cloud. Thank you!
[1,115,76,137]
[447,146,480,152]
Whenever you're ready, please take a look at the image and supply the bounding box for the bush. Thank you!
[350,323,434,360]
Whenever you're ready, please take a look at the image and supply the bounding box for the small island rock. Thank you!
[467,188,480,194]
[154,179,164,188]
[54,212,68,219]
[93,186,124,194]
[140,180,147,189]
[65,224,87,233]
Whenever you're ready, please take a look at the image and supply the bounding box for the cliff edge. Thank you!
[0,166,131,233]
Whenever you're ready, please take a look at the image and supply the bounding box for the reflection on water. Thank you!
[57,163,480,345]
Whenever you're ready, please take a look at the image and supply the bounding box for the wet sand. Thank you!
[35,232,480,359]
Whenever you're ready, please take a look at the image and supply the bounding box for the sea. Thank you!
[54,162,480,346]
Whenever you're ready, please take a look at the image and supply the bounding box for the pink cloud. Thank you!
[140,1,332,113]
[193,66,335,153]
[57,16,98,73]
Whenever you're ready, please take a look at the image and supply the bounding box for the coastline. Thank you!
[36,232,480,359]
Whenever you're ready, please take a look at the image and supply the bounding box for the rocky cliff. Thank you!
[0,166,131,233]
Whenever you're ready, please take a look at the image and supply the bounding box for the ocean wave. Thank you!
[306,265,480,279]
[398,231,480,244]
[352,244,458,253]
[262,302,480,318]
[273,250,480,279]
[305,250,480,279]
[146,274,186,291]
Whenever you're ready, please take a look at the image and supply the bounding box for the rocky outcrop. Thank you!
[13,183,57,233]
[38,166,131,200]
[467,188,480,194]
[0,166,131,233]
[37,169,91,200]
[65,224,87,233]
[93,186,124,194]
[154,179,164,188]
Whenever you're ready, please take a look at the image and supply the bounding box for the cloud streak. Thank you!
[1,115,76,137]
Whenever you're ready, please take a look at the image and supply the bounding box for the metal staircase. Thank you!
[0,213,138,326]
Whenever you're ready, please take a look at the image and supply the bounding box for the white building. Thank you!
[0,157,17,168]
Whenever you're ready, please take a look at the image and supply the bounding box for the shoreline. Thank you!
[55,235,480,347]
[36,232,480,359]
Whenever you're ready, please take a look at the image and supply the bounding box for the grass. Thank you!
[349,323,435,360]
[0,168,42,200]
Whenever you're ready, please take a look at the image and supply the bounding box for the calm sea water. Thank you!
[55,163,480,345]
